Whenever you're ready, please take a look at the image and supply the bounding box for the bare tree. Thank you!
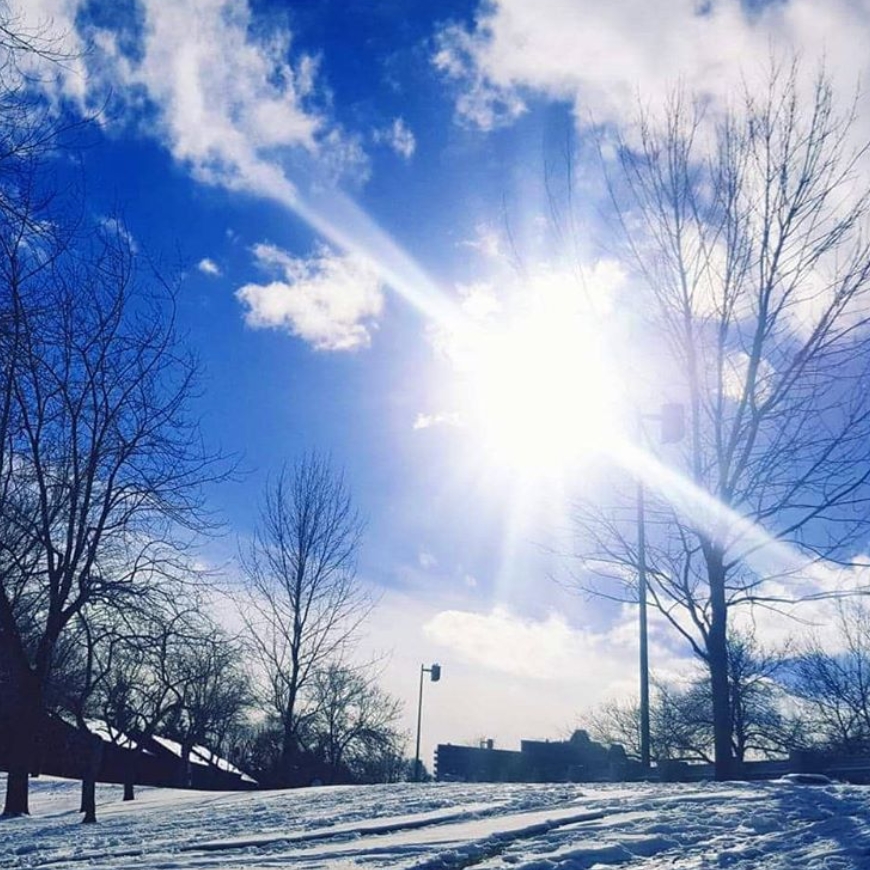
[54,610,120,824]
[0,8,230,816]
[573,62,870,779]
[161,619,251,787]
[97,598,206,802]
[581,697,644,760]
[0,212,226,816]
[239,454,369,785]
[725,632,802,761]
[0,10,83,816]
[583,687,711,763]
[584,633,797,766]
[307,663,404,784]
[792,600,870,753]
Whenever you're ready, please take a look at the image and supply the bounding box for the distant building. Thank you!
[435,730,637,783]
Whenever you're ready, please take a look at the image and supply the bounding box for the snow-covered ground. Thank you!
[2,775,870,868]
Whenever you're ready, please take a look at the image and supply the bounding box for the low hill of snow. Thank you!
[2,775,870,868]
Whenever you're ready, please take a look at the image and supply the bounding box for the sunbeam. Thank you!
[240,150,467,334]
[611,441,865,599]
[242,129,861,612]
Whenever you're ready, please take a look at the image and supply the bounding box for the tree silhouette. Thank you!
[574,63,870,779]
[239,454,370,785]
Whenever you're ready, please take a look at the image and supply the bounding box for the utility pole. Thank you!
[637,402,684,771]
[637,473,650,770]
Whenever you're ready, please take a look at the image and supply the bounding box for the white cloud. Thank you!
[461,224,504,260]
[433,22,526,129]
[236,242,385,351]
[413,411,463,430]
[8,0,89,105]
[424,606,625,681]
[86,0,367,200]
[418,551,438,570]
[197,257,221,277]
[99,216,138,252]
[726,556,870,652]
[435,1,870,135]
[375,117,416,160]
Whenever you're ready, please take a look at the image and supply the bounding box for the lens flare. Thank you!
[449,281,623,475]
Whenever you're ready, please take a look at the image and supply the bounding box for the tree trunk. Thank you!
[708,553,733,780]
[178,741,193,788]
[2,768,30,817]
[281,718,297,787]
[123,758,136,801]
[2,690,40,817]
[122,745,140,801]
[80,777,96,824]
[80,734,103,823]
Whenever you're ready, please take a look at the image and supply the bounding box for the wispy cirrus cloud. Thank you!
[15,0,369,194]
[460,224,505,261]
[433,22,526,130]
[374,117,416,160]
[9,0,89,105]
[236,242,385,351]
[101,0,366,194]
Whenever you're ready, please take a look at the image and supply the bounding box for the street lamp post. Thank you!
[637,402,684,771]
[414,662,441,782]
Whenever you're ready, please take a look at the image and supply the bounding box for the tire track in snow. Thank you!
[28,802,611,869]
[402,809,610,870]
[172,806,611,869]
[26,801,508,867]
[184,804,504,853]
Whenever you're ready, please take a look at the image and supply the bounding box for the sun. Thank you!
[449,279,623,476]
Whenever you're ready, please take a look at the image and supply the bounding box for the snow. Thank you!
[84,721,138,752]
[152,736,210,766]
[147,737,256,783]
[2,776,870,868]
[188,746,257,783]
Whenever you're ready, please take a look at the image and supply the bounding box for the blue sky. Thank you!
[16,0,870,762]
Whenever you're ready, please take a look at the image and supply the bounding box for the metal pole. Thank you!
[636,402,682,773]
[414,664,425,781]
[638,475,651,770]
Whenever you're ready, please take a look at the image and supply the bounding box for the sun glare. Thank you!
[453,284,623,475]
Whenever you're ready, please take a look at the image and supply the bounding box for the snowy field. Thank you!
[2,775,870,868]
